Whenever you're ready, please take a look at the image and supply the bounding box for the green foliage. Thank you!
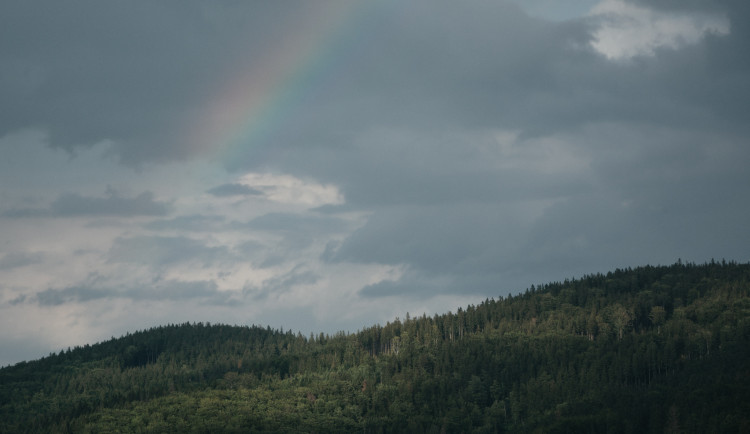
[2,261,749,433]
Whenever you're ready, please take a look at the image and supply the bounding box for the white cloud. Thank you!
[235,172,345,207]
[589,0,729,60]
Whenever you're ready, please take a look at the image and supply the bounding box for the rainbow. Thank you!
[191,2,382,169]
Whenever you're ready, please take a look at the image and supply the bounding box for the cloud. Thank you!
[515,0,601,21]
[240,212,349,233]
[246,266,319,300]
[622,0,725,13]
[107,235,232,267]
[589,0,729,60]
[3,189,171,218]
[327,117,750,294]
[0,252,43,270]
[145,214,226,232]
[2,0,750,367]
[35,279,230,306]
[234,173,345,207]
[35,285,106,306]
[358,269,453,299]
[206,183,263,197]
[0,1,313,165]
[326,202,552,296]
[224,212,355,267]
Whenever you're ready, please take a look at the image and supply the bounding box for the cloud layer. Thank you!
[1,0,749,367]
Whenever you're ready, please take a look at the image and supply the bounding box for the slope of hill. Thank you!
[2,261,749,433]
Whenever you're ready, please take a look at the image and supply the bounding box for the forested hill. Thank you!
[2,261,749,433]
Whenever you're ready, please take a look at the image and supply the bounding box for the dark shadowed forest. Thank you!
[2,261,749,433]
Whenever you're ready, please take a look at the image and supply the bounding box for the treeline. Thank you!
[1,260,749,432]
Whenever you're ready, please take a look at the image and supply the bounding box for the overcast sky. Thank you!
[1,0,748,367]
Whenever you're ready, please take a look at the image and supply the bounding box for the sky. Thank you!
[1,0,748,367]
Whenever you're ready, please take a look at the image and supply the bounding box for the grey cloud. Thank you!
[245,266,319,300]
[319,241,340,263]
[358,268,512,299]
[330,204,530,275]
[359,280,409,298]
[1,0,750,367]
[0,0,346,165]
[230,213,352,260]
[2,207,48,218]
[258,256,286,269]
[3,190,170,218]
[330,203,551,295]
[329,122,750,293]
[234,240,266,257]
[107,235,231,267]
[288,0,749,297]
[51,191,170,217]
[145,214,225,232]
[225,3,598,171]
[359,270,453,299]
[144,279,231,304]
[35,279,231,306]
[233,240,284,269]
[0,252,43,270]
[36,285,106,306]
[3,0,747,169]
[241,212,349,233]
[206,184,263,197]
[247,0,745,176]
[9,294,28,306]
[622,0,726,12]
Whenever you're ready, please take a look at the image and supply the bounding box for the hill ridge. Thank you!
[2,260,749,432]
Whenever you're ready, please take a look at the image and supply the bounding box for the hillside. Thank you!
[1,261,749,433]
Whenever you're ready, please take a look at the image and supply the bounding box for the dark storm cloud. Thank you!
[223,2,601,173]
[2,0,595,167]
[0,0,331,164]
[331,125,750,295]
[275,0,748,294]
[107,236,232,267]
[206,184,263,197]
[3,0,747,166]
[222,0,748,217]
[1,0,749,370]
[3,190,170,218]
[2,0,748,303]
[329,203,545,293]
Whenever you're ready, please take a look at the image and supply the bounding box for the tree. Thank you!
[610,304,633,340]
[649,306,666,334]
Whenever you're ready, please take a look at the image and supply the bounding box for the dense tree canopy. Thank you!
[2,261,749,432]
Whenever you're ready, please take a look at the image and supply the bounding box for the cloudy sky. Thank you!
[1,0,748,366]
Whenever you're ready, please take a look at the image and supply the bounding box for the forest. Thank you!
[1,260,749,433]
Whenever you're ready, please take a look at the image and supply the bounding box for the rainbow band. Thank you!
[190,2,386,169]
